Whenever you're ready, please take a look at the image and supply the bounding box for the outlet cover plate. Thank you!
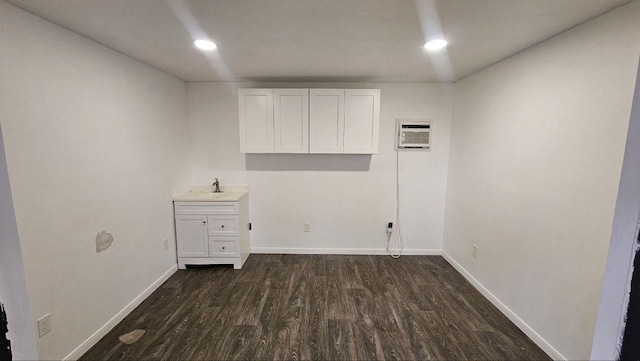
[37,314,51,337]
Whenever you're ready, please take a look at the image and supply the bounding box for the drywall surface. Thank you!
[187,82,452,253]
[591,60,640,360]
[0,124,38,360]
[443,2,640,359]
[0,2,189,359]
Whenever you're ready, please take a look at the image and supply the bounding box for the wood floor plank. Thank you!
[206,268,242,307]
[327,277,356,320]
[436,288,495,332]
[378,288,421,361]
[273,260,310,360]
[328,319,357,360]
[169,306,221,361]
[419,310,469,360]
[310,254,327,277]
[212,325,260,361]
[269,258,294,290]
[300,276,328,361]
[340,259,364,290]
[350,289,384,361]
[233,282,270,326]
[251,286,283,361]
[198,302,243,360]
[473,330,545,360]
[80,254,552,361]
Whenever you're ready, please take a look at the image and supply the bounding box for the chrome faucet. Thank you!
[212,178,222,193]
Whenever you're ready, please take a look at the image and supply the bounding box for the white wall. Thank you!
[0,124,38,360]
[187,82,452,253]
[591,60,640,360]
[0,2,190,359]
[442,2,640,360]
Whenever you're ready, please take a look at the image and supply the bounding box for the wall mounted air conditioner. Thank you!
[395,120,431,150]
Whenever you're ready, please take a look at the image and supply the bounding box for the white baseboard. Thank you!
[63,264,178,361]
[251,247,441,256]
[441,251,565,360]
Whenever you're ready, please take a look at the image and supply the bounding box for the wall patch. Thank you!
[95,231,114,253]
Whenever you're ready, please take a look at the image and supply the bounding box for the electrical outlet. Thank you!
[472,244,479,259]
[163,238,169,251]
[304,222,311,232]
[37,314,51,337]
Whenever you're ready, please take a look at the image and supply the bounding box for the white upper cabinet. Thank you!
[309,89,345,154]
[238,89,274,153]
[238,88,379,154]
[344,89,380,154]
[274,89,309,153]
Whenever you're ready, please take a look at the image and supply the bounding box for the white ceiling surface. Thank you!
[8,0,631,82]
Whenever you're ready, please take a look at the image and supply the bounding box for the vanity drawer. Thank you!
[207,216,239,236]
[209,239,238,257]
[174,202,238,215]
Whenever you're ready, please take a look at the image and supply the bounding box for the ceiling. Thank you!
[7,0,632,82]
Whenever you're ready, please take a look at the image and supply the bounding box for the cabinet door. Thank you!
[344,89,380,154]
[238,89,274,153]
[274,89,309,153]
[175,215,209,258]
[309,89,344,154]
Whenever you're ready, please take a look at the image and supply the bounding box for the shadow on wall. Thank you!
[245,154,372,171]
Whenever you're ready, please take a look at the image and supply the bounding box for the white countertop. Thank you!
[173,186,248,202]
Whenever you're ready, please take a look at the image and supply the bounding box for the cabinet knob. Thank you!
[202,220,206,224]
[222,246,226,250]
[221,225,225,228]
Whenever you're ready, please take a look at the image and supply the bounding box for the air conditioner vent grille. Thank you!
[396,120,431,150]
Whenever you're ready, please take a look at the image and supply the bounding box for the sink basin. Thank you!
[173,188,247,202]
[192,191,225,198]
[191,191,236,200]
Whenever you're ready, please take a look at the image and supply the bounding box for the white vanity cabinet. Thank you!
[173,193,250,269]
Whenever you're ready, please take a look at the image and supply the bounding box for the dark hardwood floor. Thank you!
[81,255,551,360]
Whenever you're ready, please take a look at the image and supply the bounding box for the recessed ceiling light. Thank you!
[424,39,448,51]
[194,40,217,51]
